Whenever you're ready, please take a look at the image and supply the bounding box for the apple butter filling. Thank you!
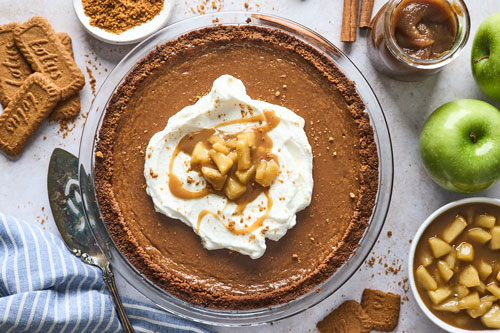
[392,0,458,60]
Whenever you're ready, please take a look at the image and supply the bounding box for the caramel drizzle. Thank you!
[196,190,273,235]
[196,210,220,233]
[214,112,265,128]
[168,110,279,235]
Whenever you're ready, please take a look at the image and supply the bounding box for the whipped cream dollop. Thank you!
[144,75,313,259]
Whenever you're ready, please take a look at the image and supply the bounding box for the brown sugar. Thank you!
[82,0,165,34]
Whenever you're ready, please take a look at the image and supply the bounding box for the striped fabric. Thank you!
[0,213,212,333]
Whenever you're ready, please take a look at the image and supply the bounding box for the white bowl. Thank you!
[408,197,500,333]
[73,0,174,45]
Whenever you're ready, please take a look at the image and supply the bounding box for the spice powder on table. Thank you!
[82,0,165,34]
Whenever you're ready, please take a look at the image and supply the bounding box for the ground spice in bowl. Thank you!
[82,0,165,34]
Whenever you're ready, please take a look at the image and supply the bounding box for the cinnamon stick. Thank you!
[341,0,360,42]
[359,0,375,28]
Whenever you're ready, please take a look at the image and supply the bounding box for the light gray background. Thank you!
[0,0,497,331]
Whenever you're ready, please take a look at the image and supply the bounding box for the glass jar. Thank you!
[368,0,470,81]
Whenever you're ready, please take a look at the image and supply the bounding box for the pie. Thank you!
[94,24,378,309]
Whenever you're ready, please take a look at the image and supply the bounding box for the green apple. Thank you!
[471,12,500,102]
[419,99,500,193]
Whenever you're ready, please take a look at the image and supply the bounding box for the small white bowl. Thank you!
[409,197,500,333]
[73,0,174,45]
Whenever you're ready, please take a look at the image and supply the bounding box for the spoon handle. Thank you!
[101,264,135,333]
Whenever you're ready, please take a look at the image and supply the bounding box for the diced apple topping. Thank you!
[227,151,238,163]
[212,142,229,155]
[490,227,500,250]
[468,228,492,244]
[416,265,437,291]
[481,304,500,329]
[483,295,499,303]
[458,292,480,310]
[477,214,496,229]
[456,242,474,261]
[191,142,210,165]
[437,260,454,282]
[224,177,247,200]
[421,251,434,267]
[443,215,467,243]
[188,124,280,201]
[459,265,481,287]
[433,298,459,313]
[428,287,452,305]
[476,281,487,294]
[236,140,251,171]
[209,150,233,175]
[479,260,493,280]
[235,165,256,184]
[237,132,256,148]
[208,135,225,146]
[487,283,500,299]
[201,167,227,191]
[455,285,470,299]
[429,237,452,258]
[226,139,237,149]
[468,299,493,318]
[445,251,456,269]
[255,160,280,187]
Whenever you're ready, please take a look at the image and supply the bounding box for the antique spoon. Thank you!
[47,148,135,333]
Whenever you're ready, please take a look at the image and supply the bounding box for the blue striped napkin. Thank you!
[0,213,213,333]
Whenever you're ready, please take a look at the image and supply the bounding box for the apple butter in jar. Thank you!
[368,0,470,81]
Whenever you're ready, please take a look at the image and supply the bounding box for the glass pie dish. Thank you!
[73,12,394,326]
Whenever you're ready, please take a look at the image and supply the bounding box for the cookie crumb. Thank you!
[82,0,164,34]
[86,66,97,96]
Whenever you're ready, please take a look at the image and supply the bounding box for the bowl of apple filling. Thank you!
[409,198,500,332]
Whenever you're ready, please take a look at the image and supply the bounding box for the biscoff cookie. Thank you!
[0,23,32,107]
[0,73,60,156]
[13,16,84,100]
[50,32,81,120]
[57,32,72,48]
[361,289,401,331]
[0,27,82,121]
[317,300,372,333]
